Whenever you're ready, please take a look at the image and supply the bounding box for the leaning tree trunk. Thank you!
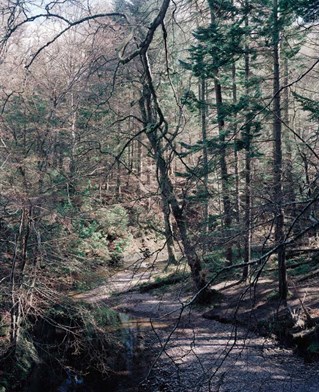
[138,57,209,300]
[148,130,207,297]
[162,196,177,265]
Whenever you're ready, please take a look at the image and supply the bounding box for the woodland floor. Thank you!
[72,252,319,392]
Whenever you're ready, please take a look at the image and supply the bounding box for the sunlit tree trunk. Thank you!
[162,197,177,265]
[139,56,209,300]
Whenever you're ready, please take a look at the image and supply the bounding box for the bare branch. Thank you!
[119,0,171,64]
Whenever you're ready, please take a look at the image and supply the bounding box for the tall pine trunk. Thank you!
[214,77,233,265]
[209,6,233,265]
[232,62,241,259]
[200,77,209,253]
[243,3,252,280]
[273,0,288,302]
[282,55,297,234]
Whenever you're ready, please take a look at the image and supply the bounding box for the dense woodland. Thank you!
[1,0,319,390]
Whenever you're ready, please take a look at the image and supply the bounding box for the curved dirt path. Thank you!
[73,259,319,392]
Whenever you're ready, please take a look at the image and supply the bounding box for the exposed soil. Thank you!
[74,254,319,392]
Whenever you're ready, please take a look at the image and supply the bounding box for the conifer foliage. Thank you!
[1,0,319,382]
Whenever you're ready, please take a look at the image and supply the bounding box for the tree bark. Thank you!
[214,76,233,265]
[282,54,298,234]
[200,77,209,253]
[232,62,241,233]
[162,196,177,265]
[243,4,252,280]
[147,130,207,297]
[139,56,209,300]
[273,0,288,302]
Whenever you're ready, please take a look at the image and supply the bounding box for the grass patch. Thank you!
[289,264,313,277]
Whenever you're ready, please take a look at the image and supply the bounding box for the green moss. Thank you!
[0,334,41,391]
[138,271,189,293]
[289,263,312,276]
[307,341,319,354]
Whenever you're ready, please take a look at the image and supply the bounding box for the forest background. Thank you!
[1,0,319,389]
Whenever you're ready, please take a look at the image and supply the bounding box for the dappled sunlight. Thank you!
[68,260,319,391]
[147,321,319,391]
[1,0,319,390]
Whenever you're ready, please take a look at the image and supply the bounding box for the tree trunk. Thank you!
[9,207,31,352]
[243,5,252,280]
[232,61,242,261]
[214,77,233,265]
[148,130,207,297]
[116,123,122,200]
[273,0,288,302]
[137,132,143,198]
[138,65,209,300]
[282,54,297,234]
[200,77,209,253]
[162,196,177,265]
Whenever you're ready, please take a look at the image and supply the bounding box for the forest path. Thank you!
[73,257,319,392]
